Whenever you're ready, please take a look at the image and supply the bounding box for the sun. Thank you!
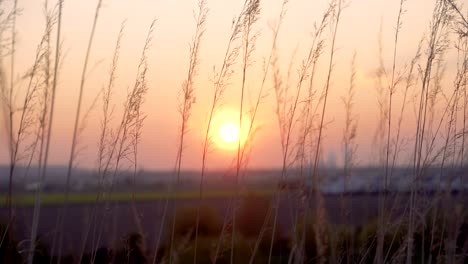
[218,122,240,144]
[213,110,248,150]
[218,122,240,147]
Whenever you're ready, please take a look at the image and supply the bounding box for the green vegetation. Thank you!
[0,189,276,207]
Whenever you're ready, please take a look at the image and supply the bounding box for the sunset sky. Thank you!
[0,0,460,170]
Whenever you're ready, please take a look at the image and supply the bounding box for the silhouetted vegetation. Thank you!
[2,199,468,263]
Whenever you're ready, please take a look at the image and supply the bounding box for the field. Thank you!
[0,190,274,206]
[2,191,468,259]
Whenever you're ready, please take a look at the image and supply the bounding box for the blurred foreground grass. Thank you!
[0,189,275,206]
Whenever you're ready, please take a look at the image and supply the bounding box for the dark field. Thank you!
[2,192,467,256]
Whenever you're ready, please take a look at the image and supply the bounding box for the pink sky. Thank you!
[0,0,461,170]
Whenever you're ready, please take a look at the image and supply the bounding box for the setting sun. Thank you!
[212,110,248,149]
[218,122,240,147]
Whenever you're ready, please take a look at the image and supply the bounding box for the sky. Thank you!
[0,0,462,170]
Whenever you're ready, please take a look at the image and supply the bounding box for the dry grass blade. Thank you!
[54,1,103,262]
[246,1,289,262]
[408,1,452,263]
[162,1,208,263]
[27,1,63,263]
[77,21,125,264]
[231,1,260,263]
[86,18,155,263]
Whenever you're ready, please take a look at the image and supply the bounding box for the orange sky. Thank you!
[0,0,461,170]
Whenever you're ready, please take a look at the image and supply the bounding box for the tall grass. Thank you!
[307,1,343,262]
[78,21,126,264]
[6,0,17,222]
[375,1,406,262]
[91,18,156,259]
[0,0,18,257]
[165,1,208,263]
[11,4,58,260]
[231,1,260,263]
[240,1,290,262]
[383,0,406,192]
[53,1,103,262]
[187,0,248,261]
[3,0,56,232]
[27,0,63,263]
[381,41,422,264]
[258,2,334,262]
[407,2,452,262]
[342,51,357,196]
[340,51,358,263]
[456,30,468,172]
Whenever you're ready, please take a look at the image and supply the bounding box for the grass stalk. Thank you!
[190,1,247,262]
[308,1,343,262]
[341,51,358,263]
[243,1,289,262]
[27,1,63,263]
[55,1,102,262]
[408,2,451,262]
[376,1,406,262]
[77,22,125,263]
[230,1,260,263]
[7,0,17,222]
[255,4,333,262]
[162,1,207,263]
